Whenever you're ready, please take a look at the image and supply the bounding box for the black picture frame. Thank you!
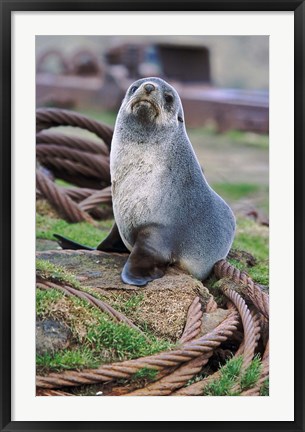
[1,1,304,431]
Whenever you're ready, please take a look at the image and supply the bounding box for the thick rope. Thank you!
[172,291,260,397]
[229,307,261,394]
[107,366,178,396]
[38,156,105,179]
[124,353,212,396]
[37,145,110,180]
[36,108,114,221]
[179,297,203,344]
[60,187,100,202]
[36,170,93,223]
[221,288,259,371]
[205,296,218,312]
[36,108,113,147]
[214,259,269,320]
[36,389,72,396]
[36,186,112,214]
[36,309,239,389]
[36,130,109,155]
[173,330,246,396]
[78,187,112,212]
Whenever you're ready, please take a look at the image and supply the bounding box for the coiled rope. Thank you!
[36,108,113,223]
[36,108,113,144]
[36,308,239,389]
[214,259,269,320]
[179,296,203,344]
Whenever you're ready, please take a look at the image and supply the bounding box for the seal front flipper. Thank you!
[121,227,170,286]
[96,223,129,253]
[53,234,94,250]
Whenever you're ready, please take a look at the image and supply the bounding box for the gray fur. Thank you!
[110,77,236,281]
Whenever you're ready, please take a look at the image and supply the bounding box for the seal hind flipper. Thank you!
[121,227,170,286]
[96,223,129,253]
[53,234,94,250]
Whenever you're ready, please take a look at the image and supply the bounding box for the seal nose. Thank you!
[144,83,155,94]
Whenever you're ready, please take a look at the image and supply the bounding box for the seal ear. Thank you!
[177,105,184,123]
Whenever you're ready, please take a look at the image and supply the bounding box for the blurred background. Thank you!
[36,35,269,220]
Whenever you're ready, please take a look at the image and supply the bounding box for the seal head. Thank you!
[123,77,184,126]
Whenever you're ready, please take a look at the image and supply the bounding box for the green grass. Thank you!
[76,288,144,320]
[55,179,74,188]
[209,212,268,294]
[36,213,113,247]
[203,355,264,396]
[260,378,269,396]
[231,218,269,286]
[240,355,262,390]
[36,288,64,317]
[213,182,260,201]
[37,347,98,371]
[246,262,269,286]
[85,318,172,361]
[131,367,158,382]
[108,293,144,315]
[225,130,269,150]
[189,125,269,150]
[204,356,243,396]
[78,109,117,127]
[233,218,268,260]
[36,259,81,288]
[36,287,173,373]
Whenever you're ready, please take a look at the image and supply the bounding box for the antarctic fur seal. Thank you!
[55,77,236,286]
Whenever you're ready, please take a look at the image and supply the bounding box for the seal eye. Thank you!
[164,93,174,103]
[130,86,138,94]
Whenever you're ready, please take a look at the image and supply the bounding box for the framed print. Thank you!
[1,1,304,431]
